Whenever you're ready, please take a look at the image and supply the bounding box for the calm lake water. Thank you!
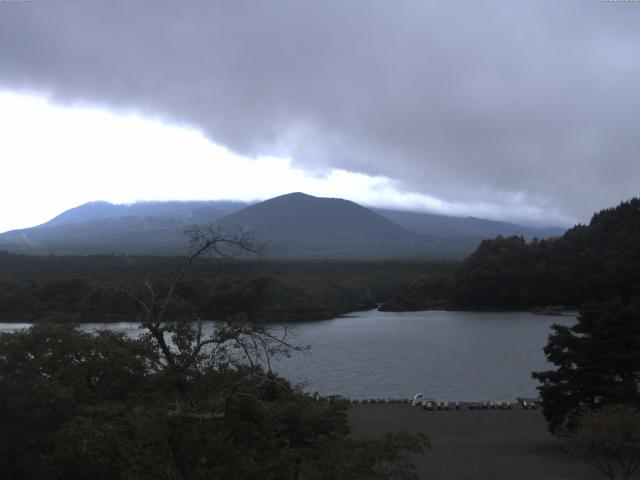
[0,309,575,401]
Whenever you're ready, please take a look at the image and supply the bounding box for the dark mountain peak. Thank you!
[263,192,351,207]
[278,192,314,199]
[259,192,316,206]
[217,192,418,251]
[257,192,377,213]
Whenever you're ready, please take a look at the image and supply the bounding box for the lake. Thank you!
[0,309,575,402]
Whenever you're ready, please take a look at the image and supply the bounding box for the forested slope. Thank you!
[383,198,640,310]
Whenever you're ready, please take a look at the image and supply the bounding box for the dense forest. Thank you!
[383,198,640,311]
[0,253,453,322]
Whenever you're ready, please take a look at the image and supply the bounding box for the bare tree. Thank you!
[569,406,640,480]
[113,226,304,414]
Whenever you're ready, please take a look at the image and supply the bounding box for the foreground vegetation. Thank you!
[0,322,429,480]
[0,229,428,479]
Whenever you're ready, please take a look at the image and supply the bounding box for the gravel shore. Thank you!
[348,404,606,480]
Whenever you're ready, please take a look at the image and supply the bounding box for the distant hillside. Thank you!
[0,193,565,258]
[374,208,564,239]
[215,193,429,257]
[0,200,249,255]
[0,216,189,255]
[383,198,640,310]
[219,193,413,240]
[39,200,248,228]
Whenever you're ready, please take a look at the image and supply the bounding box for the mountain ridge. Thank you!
[0,193,566,258]
[373,208,563,239]
[39,200,248,229]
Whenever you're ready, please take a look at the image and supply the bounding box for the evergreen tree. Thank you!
[533,298,640,433]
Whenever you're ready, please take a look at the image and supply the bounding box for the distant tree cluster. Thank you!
[384,198,640,310]
[0,257,450,323]
[0,273,377,324]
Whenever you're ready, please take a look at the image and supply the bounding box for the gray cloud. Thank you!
[1,0,639,225]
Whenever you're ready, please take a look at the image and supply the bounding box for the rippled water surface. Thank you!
[270,309,575,401]
[0,309,575,401]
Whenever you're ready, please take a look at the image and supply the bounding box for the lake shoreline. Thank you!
[0,306,578,324]
[379,304,579,316]
[0,305,379,324]
[2,310,576,401]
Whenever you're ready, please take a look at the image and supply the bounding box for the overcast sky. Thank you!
[1,0,639,233]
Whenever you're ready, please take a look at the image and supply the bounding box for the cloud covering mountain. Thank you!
[1,1,639,224]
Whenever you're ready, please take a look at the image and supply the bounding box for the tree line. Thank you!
[384,198,640,311]
[0,253,453,323]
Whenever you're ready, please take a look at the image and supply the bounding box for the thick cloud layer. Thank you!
[1,0,639,223]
